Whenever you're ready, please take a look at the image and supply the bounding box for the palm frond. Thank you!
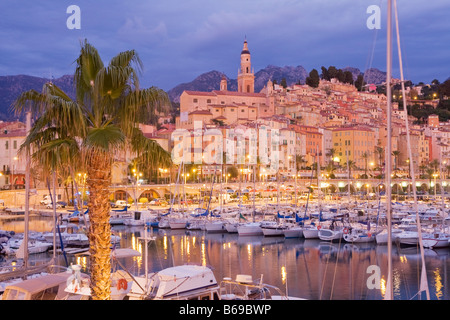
[84,124,126,154]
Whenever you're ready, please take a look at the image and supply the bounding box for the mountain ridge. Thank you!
[0,66,389,120]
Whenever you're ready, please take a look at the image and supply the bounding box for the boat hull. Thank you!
[303,228,319,239]
[284,227,303,238]
[237,223,263,236]
[262,227,286,237]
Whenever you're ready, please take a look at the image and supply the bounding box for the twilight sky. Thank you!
[0,0,449,91]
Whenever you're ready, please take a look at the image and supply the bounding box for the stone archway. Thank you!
[140,189,163,200]
[113,190,130,201]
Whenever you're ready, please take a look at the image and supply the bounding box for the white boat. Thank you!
[422,231,450,249]
[303,225,321,239]
[169,218,188,229]
[396,230,419,246]
[128,264,221,300]
[261,223,287,237]
[284,225,303,238]
[186,219,206,230]
[318,225,343,242]
[1,267,88,300]
[128,264,304,300]
[343,227,377,243]
[123,218,145,226]
[205,220,226,233]
[375,228,402,244]
[6,238,53,256]
[158,218,170,229]
[42,223,88,247]
[110,211,132,225]
[225,222,240,233]
[237,222,263,236]
[220,274,304,300]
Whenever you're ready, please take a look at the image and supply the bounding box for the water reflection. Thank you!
[1,217,449,300]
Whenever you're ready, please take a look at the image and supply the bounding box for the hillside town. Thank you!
[0,40,447,190]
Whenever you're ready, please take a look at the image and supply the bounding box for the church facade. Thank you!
[178,40,275,128]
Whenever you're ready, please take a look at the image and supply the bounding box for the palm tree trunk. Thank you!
[86,153,112,300]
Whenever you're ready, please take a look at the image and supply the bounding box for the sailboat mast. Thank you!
[385,0,394,301]
[393,0,430,299]
[23,111,31,270]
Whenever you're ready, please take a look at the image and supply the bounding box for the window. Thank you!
[193,99,198,103]
[5,141,8,150]
[207,99,211,103]
[13,140,17,149]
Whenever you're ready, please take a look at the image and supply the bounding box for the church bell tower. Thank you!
[237,39,255,93]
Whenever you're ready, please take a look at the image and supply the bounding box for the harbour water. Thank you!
[1,214,449,300]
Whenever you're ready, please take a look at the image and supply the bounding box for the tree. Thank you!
[344,71,354,84]
[327,66,338,80]
[336,69,345,83]
[14,39,172,300]
[280,78,287,88]
[355,74,366,91]
[361,151,369,178]
[321,66,329,81]
[306,69,320,88]
[392,150,401,171]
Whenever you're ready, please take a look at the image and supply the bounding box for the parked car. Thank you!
[46,203,62,209]
[40,196,52,205]
[114,200,131,208]
[149,198,168,206]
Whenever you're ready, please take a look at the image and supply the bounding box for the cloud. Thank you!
[118,18,168,45]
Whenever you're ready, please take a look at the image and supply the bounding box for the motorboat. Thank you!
[318,228,343,242]
[128,264,221,300]
[1,266,89,300]
[128,264,305,300]
[219,274,305,300]
[343,226,377,243]
[318,221,344,242]
[6,238,53,256]
[42,223,87,246]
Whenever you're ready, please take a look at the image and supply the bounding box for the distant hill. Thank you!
[168,65,386,103]
[168,65,310,102]
[167,71,237,103]
[0,74,74,121]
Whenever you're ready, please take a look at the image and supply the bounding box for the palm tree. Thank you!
[392,150,401,171]
[14,40,172,300]
[361,151,369,178]
[374,145,384,170]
